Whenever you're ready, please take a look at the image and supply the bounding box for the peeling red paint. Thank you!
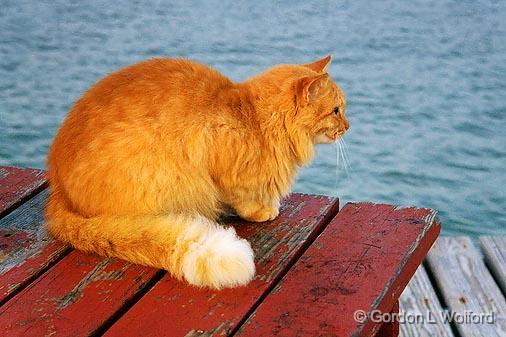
[0,251,160,336]
[235,203,440,337]
[0,166,46,218]
[0,198,70,304]
[0,230,35,259]
[104,193,340,337]
[0,169,65,304]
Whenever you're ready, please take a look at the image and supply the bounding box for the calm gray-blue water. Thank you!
[1,0,505,237]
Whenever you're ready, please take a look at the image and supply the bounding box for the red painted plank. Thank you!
[375,301,399,337]
[235,202,440,337]
[0,166,46,218]
[0,250,161,337]
[0,191,69,304]
[104,194,339,337]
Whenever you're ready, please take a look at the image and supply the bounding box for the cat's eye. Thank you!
[333,107,340,115]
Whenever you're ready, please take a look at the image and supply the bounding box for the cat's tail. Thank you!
[45,191,255,289]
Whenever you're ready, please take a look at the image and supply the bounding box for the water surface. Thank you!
[1,0,505,236]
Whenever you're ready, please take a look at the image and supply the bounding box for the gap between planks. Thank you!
[480,236,506,297]
[400,236,506,337]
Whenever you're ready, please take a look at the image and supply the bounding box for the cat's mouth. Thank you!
[314,131,343,144]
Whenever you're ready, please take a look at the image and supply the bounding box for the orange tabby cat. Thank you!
[45,56,348,289]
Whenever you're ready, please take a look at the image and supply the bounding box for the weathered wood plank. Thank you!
[0,251,161,337]
[399,265,454,337]
[480,236,506,295]
[426,237,506,337]
[103,194,340,337]
[234,203,440,337]
[0,190,69,304]
[0,166,46,218]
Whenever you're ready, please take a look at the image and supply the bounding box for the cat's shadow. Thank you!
[218,210,244,226]
[218,205,257,226]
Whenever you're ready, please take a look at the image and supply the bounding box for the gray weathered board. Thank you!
[480,236,506,296]
[426,236,506,337]
[399,265,454,337]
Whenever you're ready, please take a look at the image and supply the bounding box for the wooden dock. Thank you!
[0,165,504,336]
[400,236,506,337]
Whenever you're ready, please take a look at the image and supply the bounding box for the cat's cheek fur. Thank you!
[181,223,255,289]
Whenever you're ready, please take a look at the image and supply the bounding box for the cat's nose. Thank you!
[344,119,350,130]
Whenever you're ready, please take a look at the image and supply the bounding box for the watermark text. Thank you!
[353,309,496,325]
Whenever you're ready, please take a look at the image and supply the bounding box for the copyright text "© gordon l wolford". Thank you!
[353,309,498,325]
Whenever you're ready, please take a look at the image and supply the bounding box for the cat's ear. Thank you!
[296,74,329,106]
[302,55,332,73]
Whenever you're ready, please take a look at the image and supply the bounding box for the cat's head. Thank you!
[293,56,349,144]
[249,56,348,145]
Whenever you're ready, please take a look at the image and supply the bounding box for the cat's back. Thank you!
[52,58,231,148]
[113,58,230,91]
[79,58,231,112]
[48,58,232,183]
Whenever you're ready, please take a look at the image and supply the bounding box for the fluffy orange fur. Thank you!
[45,56,348,289]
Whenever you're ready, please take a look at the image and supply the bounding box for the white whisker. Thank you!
[339,138,351,177]
[334,137,352,193]
[338,140,347,176]
[344,139,353,176]
[335,142,340,187]
[341,142,349,176]
[341,141,349,171]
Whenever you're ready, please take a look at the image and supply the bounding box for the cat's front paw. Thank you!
[241,206,279,222]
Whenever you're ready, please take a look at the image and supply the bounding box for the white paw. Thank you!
[181,226,255,289]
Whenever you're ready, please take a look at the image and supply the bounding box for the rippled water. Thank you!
[1,0,505,237]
